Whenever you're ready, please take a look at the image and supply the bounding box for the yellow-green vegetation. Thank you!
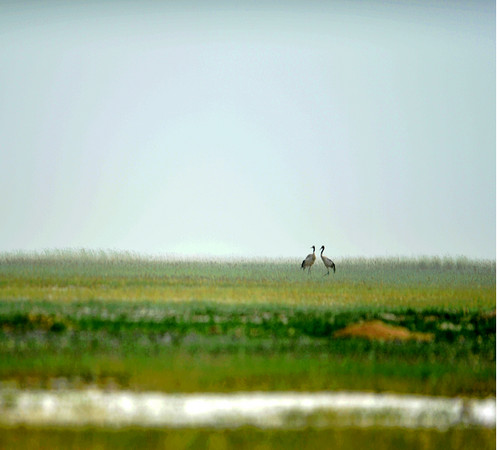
[0,427,495,450]
[0,252,494,448]
[0,251,494,399]
[0,300,494,397]
[0,251,494,308]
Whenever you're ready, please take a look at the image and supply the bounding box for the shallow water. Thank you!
[0,389,494,430]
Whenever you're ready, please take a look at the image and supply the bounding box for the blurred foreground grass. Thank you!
[0,300,494,396]
[0,426,495,450]
[0,252,495,449]
[0,252,494,397]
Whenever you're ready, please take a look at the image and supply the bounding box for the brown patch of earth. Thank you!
[334,320,434,342]
[482,309,496,319]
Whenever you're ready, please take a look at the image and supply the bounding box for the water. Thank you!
[0,389,494,429]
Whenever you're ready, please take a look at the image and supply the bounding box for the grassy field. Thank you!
[0,251,494,395]
[0,252,494,448]
[0,427,495,450]
[0,251,493,308]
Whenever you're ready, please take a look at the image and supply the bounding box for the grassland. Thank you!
[0,251,493,309]
[1,427,495,450]
[0,252,494,448]
[0,251,494,398]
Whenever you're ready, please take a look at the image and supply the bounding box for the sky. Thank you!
[0,0,495,259]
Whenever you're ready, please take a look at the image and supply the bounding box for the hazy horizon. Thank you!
[2,248,496,265]
[1,1,495,260]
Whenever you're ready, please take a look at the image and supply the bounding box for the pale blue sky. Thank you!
[0,1,495,259]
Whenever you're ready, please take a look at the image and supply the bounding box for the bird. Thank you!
[320,246,336,275]
[301,246,316,273]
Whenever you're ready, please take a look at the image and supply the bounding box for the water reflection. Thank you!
[0,390,494,429]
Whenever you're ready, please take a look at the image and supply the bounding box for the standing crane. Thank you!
[301,246,316,273]
[320,245,336,275]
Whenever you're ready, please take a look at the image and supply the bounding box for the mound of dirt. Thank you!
[333,320,434,342]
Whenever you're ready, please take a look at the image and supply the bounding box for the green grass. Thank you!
[0,252,494,398]
[0,253,494,448]
[0,301,494,396]
[0,251,494,308]
[0,427,495,450]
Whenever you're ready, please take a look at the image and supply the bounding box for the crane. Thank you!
[301,246,316,273]
[320,245,336,275]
